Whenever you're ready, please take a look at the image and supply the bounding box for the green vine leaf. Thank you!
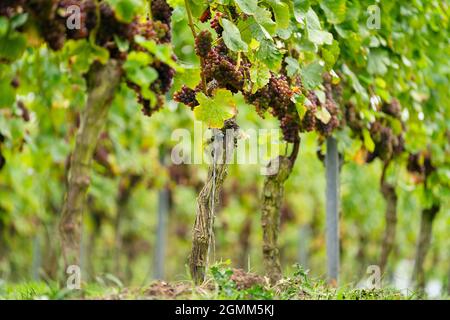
[269,0,290,30]
[250,60,271,93]
[222,18,248,52]
[305,8,333,45]
[293,0,310,22]
[321,40,340,70]
[300,61,324,90]
[319,0,347,25]
[293,94,307,120]
[104,0,140,23]
[285,57,300,77]
[194,90,237,128]
[256,39,283,70]
[254,6,277,36]
[362,129,375,152]
[123,51,158,99]
[0,32,27,61]
[235,0,258,15]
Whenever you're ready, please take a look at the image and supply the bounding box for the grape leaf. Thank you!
[194,90,237,128]
[222,18,248,52]
[342,64,369,101]
[269,1,290,30]
[321,40,340,70]
[250,61,271,93]
[0,32,27,61]
[285,57,300,77]
[367,49,390,75]
[315,107,331,124]
[10,13,28,29]
[305,8,333,45]
[123,51,158,97]
[293,94,307,120]
[293,0,310,22]
[256,39,283,70]
[235,0,258,15]
[105,0,139,23]
[238,17,271,42]
[319,0,347,25]
[254,6,277,35]
[0,80,15,108]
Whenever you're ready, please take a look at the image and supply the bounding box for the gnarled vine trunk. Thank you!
[412,204,440,291]
[189,120,238,284]
[59,60,121,269]
[261,142,299,284]
[379,161,398,274]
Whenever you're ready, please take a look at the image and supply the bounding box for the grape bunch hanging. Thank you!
[174,7,342,144]
[1,0,175,117]
[407,151,436,183]
[342,96,405,163]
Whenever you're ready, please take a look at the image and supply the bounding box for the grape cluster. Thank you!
[199,7,211,23]
[0,0,26,18]
[300,92,318,132]
[245,74,300,142]
[124,0,174,116]
[366,120,404,162]
[4,1,174,118]
[151,0,172,25]
[315,78,340,137]
[151,0,172,42]
[20,0,171,53]
[245,75,293,116]
[381,99,401,118]
[210,12,223,36]
[195,30,212,58]
[201,47,245,93]
[10,76,20,89]
[316,100,339,137]
[60,0,97,40]
[407,151,435,179]
[151,60,175,95]
[280,114,300,143]
[23,0,100,51]
[344,102,363,132]
[173,85,199,109]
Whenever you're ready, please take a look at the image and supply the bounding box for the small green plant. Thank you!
[209,262,273,300]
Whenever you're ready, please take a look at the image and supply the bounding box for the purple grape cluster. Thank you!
[195,30,213,58]
[173,85,199,109]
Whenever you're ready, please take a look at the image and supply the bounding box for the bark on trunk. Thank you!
[412,204,440,291]
[379,161,398,274]
[189,120,238,284]
[261,141,298,284]
[59,60,121,269]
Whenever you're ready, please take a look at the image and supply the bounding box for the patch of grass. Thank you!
[0,264,417,300]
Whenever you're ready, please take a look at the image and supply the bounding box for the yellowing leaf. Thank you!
[362,129,375,152]
[193,90,237,128]
[315,107,331,124]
